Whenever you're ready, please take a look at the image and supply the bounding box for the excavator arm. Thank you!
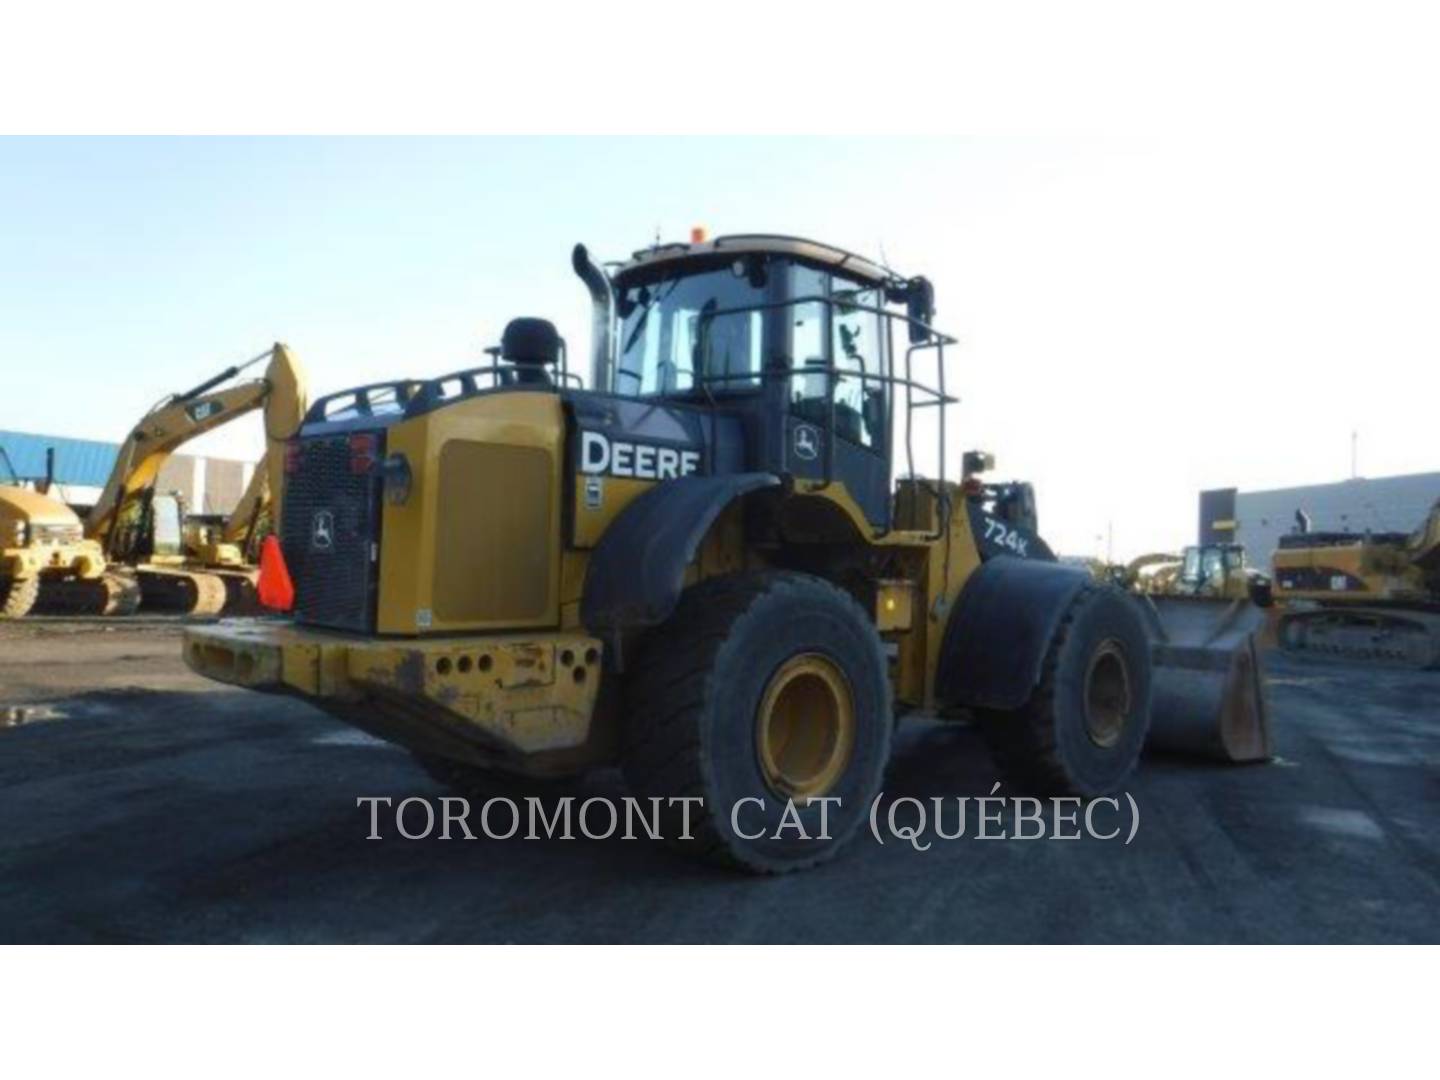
[1408,499,1440,579]
[87,344,308,555]
[222,452,271,548]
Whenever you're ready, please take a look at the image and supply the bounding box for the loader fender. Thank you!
[935,556,1094,711]
[581,472,780,652]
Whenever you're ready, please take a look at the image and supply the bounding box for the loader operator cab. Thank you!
[1176,542,1271,605]
[609,237,945,527]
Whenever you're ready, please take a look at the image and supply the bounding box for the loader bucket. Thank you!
[1135,596,1272,763]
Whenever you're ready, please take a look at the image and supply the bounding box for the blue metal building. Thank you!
[0,430,120,487]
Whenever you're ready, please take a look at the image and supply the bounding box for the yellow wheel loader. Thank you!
[183,234,1271,872]
[1117,545,1270,604]
[1272,500,1440,668]
[52,345,308,615]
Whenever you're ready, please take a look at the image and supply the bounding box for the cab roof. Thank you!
[613,234,896,287]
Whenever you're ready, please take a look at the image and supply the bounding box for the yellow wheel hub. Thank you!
[755,653,856,801]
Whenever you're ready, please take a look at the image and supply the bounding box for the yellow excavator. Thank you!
[47,344,308,615]
[1273,500,1440,668]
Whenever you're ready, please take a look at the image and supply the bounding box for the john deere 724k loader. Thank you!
[183,234,1269,872]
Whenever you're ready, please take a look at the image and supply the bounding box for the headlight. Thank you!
[12,519,28,546]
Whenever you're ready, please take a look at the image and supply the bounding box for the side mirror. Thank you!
[905,276,935,344]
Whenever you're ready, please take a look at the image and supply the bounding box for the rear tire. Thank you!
[980,585,1152,796]
[623,572,892,873]
[0,575,40,619]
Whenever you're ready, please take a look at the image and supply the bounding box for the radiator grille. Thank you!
[32,522,83,546]
[281,433,384,632]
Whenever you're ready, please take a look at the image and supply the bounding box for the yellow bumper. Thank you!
[1,539,105,581]
[183,620,604,756]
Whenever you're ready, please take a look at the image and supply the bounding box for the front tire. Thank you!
[980,585,1152,796]
[623,572,892,873]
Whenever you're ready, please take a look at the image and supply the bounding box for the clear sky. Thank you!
[1,136,1436,558]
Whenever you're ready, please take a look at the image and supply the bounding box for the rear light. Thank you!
[349,433,378,475]
[284,441,302,475]
[381,453,412,506]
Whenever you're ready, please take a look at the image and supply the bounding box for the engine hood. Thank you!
[0,484,82,527]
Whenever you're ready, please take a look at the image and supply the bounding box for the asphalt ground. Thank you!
[1,618,1436,943]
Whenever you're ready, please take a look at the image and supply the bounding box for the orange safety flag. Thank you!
[256,535,295,611]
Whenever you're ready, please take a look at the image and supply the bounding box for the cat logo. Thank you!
[185,400,225,423]
[793,424,820,461]
[311,510,335,552]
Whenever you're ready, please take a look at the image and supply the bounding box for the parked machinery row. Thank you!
[0,344,307,618]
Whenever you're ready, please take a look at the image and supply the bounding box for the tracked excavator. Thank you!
[182,233,1272,872]
[44,345,308,615]
[1273,499,1440,668]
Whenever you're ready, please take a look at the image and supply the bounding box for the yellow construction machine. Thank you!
[1273,500,1440,668]
[183,234,1271,872]
[1118,544,1271,604]
[182,448,279,571]
[0,447,117,618]
[49,344,308,615]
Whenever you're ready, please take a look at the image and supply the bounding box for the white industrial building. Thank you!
[1199,471,1440,562]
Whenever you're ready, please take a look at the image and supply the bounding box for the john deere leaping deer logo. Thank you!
[311,510,335,552]
[793,424,820,462]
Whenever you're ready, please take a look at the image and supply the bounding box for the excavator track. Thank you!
[34,572,142,616]
[1278,607,1440,669]
[136,568,229,616]
[216,569,262,615]
[0,575,41,619]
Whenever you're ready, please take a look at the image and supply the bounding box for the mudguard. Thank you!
[935,556,1093,711]
[581,472,780,653]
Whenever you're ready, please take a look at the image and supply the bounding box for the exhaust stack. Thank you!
[572,243,615,392]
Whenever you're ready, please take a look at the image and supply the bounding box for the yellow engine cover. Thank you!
[377,392,564,635]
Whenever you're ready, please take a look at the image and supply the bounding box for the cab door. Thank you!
[783,264,892,526]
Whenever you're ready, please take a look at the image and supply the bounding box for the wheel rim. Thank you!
[1084,639,1131,749]
[755,653,856,801]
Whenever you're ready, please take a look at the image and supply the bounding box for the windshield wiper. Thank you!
[621,276,683,357]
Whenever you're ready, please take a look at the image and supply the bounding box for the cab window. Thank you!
[615,262,769,396]
[787,264,888,451]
